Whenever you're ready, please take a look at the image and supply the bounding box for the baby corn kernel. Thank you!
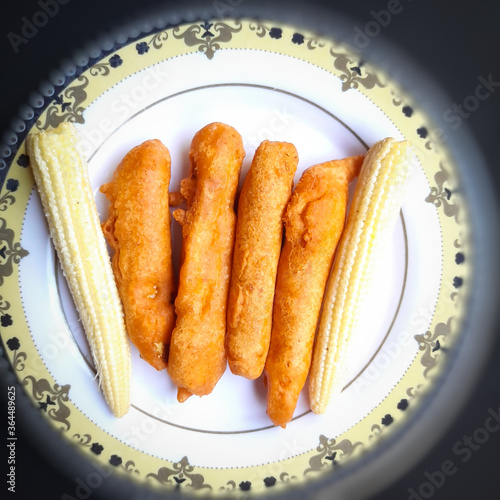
[26,123,131,417]
[308,138,413,415]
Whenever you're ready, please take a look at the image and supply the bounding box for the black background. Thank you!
[1,0,499,499]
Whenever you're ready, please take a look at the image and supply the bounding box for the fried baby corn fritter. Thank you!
[101,139,176,371]
[226,140,298,380]
[264,155,364,428]
[168,122,245,402]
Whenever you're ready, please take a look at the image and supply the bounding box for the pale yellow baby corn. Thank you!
[308,138,413,414]
[26,122,131,417]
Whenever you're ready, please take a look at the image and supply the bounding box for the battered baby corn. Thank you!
[101,139,176,371]
[264,155,364,428]
[226,140,298,380]
[167,122,245,402]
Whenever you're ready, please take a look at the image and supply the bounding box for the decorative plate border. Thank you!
[0,18,470,497]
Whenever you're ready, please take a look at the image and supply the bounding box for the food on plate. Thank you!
[308,138,413,414]
[26,116,409,425]
[100,139,176,371]
[226,140,298,380]
[264,155,364,428]
[26,122,131,417]
[167,122,245,402]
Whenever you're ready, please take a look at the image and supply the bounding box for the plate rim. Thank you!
[1,11,498,500]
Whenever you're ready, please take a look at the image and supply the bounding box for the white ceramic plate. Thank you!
[0,18,471,497]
